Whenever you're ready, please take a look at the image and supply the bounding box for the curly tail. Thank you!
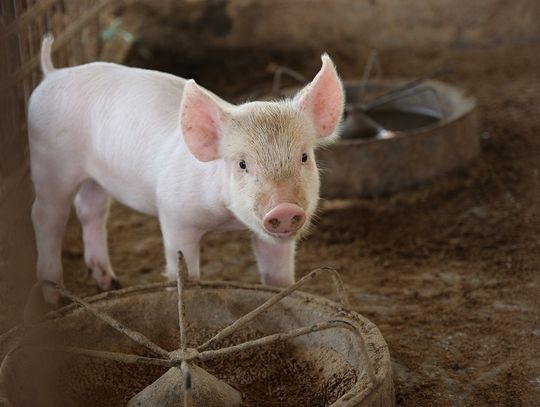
[40,34,55,75]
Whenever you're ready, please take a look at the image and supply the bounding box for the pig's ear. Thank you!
[294,54,344,141]
[180,79,229,162]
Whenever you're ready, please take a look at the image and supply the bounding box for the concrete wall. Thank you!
[140,0,540,54]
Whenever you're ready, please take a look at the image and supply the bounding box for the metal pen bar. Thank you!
[176,251,189,351]
[0,0,115,92]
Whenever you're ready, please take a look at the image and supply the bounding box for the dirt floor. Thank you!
[55,44,540,406]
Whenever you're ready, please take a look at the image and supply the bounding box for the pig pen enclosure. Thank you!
[1,1,540,406]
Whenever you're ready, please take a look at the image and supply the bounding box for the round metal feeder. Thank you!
[256,69,478,198]
[321,79,478,197]
[0,264,394,407]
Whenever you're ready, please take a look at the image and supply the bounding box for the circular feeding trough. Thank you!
[259,77,478,198]
[0,265,393,407]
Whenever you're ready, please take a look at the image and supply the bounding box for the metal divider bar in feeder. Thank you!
[2,254,381,406]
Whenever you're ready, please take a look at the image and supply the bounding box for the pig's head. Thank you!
[180,54,344,243]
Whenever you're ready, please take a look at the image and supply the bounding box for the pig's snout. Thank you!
[263,203,306,237]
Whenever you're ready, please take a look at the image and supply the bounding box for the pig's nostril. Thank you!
[269,218,280,228]
[291,215,302,225]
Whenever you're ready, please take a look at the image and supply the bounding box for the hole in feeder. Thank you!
[342,107,443,139]
[341,81,446,140]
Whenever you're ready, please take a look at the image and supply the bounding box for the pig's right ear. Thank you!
[180,79,228,162]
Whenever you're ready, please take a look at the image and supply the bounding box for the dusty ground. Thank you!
[56,44,540,406]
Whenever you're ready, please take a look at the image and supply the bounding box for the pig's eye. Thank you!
[239,160,247,170]
[301,153,308,163]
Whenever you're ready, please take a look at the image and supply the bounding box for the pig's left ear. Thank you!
[294,54,345,142]
[180,79,229,162]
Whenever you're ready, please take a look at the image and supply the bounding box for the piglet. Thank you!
[28,36,344,303]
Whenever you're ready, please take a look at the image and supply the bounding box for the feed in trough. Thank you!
[0,256,393,406]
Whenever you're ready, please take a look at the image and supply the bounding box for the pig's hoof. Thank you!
[110,278,122,290]
[96,277,121,292]
[88,263,120,292]
[42,285,61,305]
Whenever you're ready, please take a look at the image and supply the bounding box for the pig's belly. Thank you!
[109,185,158,216]
[213,217,248,232]
[88,167,159,216]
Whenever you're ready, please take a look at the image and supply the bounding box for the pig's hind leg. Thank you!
[74,179,118,291]
[31,167,80,304]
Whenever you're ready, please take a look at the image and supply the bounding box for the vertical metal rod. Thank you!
[358,50,381,104]
[271,66,307,95]
[181,360,192,407]
[27,15,38,90]
[176,251,189,351]
[14,0,31,107]
[15,23,30,107]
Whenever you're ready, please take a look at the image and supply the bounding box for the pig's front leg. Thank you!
[252,236,296,287]
[159,215,203,282]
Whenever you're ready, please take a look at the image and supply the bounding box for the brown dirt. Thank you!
[58,44,540,406]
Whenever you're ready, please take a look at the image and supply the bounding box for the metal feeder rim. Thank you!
[1,279,392,407]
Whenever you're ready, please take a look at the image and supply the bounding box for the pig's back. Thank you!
[30,61,185,141]
[28,62,190,214]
